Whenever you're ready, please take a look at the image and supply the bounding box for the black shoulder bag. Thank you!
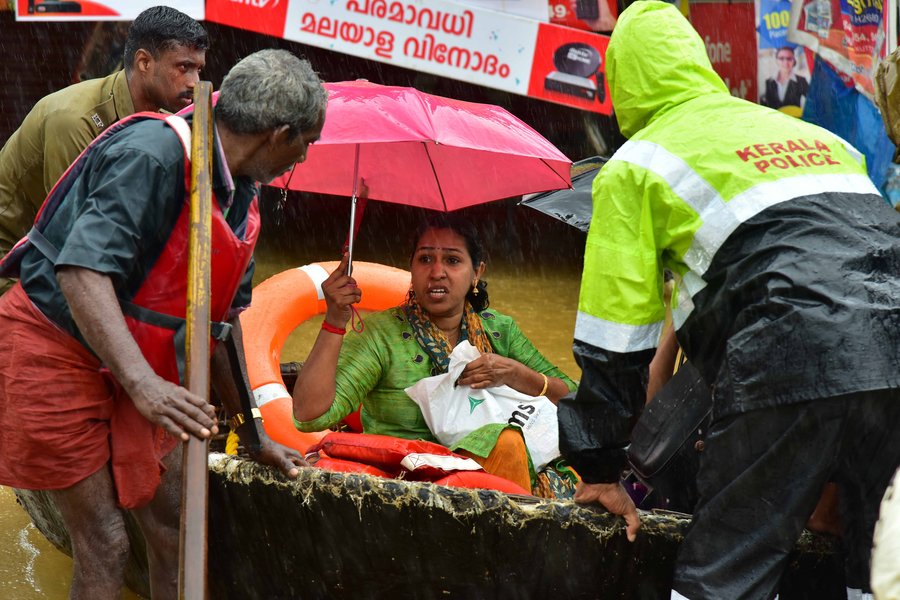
[627,361,712,513]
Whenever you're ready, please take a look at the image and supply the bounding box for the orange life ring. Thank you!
[241,261,411,453]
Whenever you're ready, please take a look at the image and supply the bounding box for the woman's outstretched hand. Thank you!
[322,253,361,329]
[292,254,359,422]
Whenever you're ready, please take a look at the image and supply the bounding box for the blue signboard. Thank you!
[757,0,797,49]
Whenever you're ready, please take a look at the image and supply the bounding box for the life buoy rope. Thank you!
[238,261,411,453]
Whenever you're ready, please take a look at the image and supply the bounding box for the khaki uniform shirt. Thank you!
[0,70,134,293]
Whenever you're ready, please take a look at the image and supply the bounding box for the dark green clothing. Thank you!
[0,70,134,294]
[295,306,577,458]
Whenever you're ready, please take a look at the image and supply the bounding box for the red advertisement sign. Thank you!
[16,0,204,20]
[206,0,288,38]
[527,22,612,113]
[690,0,758,102]
[17,0,118,17]
[548,0,618,32]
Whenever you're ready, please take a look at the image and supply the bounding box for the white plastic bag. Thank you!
[405,341,560,471]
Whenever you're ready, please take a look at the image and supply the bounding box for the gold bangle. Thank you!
[229,412,246,430]
[229,408,264,430]
[538,373,549,397]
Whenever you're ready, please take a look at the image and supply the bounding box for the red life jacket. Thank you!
[0,111,260,384]
[1,112,260,508]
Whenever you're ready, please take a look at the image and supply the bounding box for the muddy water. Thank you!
[0,486,138,599]
[0,199,585,597]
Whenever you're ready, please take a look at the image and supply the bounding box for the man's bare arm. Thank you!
[57,265,217,440]
[210,318,307,478]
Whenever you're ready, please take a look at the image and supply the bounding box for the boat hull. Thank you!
[15,453,847,599]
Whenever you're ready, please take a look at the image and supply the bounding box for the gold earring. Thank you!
[472,281,479,296]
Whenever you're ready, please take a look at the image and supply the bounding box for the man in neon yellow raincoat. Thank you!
[559,2,900,598]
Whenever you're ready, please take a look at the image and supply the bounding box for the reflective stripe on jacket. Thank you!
[576,101,875,355]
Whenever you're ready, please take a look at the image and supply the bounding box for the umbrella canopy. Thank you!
[270,80,572,211]
[518,156,607,232]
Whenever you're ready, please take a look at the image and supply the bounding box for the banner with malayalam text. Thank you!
[206,0,612,114]
[456,0,549,21]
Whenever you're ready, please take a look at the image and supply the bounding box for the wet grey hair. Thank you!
[216,49,327,141]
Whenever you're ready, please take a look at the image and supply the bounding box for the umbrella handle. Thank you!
[345,180,369,278]
[347,195,356,277]
[346,144,362,277]
[342,194,368,277]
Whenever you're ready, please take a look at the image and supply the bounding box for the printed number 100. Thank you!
[763,10,792,29]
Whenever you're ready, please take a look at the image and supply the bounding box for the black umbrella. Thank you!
[518,155,608,232]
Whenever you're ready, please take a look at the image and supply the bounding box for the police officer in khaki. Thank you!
[0,5,208,294]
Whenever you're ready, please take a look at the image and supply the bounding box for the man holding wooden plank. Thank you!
[0,49,326,599]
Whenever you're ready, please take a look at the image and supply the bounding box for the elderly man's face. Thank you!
[252,111,325,184]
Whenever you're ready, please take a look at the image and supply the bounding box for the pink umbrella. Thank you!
[270,80,572,272]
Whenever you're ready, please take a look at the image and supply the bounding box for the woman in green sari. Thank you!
[292,214,577,496]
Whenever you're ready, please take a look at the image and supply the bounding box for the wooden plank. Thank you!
[179,80,214,600]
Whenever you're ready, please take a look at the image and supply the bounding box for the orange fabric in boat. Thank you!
[458,428,532,492]
[310,431,471,479]
[433,471,530,495]
[0,283,176,508]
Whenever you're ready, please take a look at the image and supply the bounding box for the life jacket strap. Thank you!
[26,226,60,264]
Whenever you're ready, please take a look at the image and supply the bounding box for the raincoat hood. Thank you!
[607,1,729,138]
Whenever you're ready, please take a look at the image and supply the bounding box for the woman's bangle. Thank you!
[538,373,549,397]
[321,321,346,336]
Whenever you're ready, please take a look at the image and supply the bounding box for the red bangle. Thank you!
[321,321,346,335]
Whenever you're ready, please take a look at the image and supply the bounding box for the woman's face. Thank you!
[410,227,485,320]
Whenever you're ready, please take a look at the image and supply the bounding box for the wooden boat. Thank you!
[12,261,850,599]
[15,455,847,600]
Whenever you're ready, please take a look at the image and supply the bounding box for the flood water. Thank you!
[0,197,586,597]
